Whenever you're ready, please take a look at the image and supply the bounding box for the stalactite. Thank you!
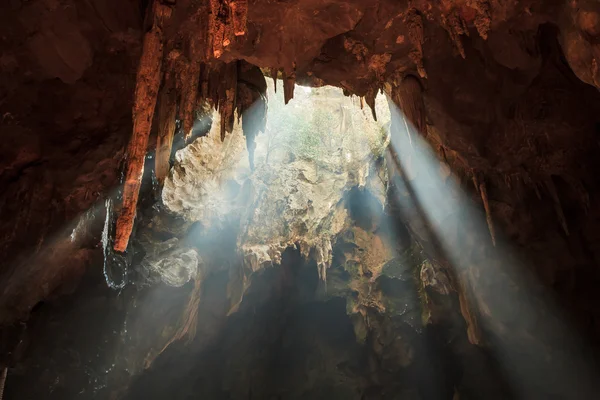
[471,0,491,40]
[472,172,480,194]
[405,9,427,78]
[209,0,242,58]
[394,75,426,135]
[441,10,468,58]
[219,61,238,141]
[473,172,496,246]
[365,87,377,121]
[282,69,296,104]
[155,67,178,184]
[179,39,203,140]
[230,0,248,36]
[198,63,210,101]
[591,45,600,88]
[207,0,217,59]
[237,64,267,170]
[210,0,229,58]
[0,367,7,400]
[146,270,204,368]
[270,67,278,93]
[457,278,483,345]
[402,113,413,149]
[532,180,542,199]
[478,180,496,246]
[592,57,600,88]
[544,176,570,236]
[562,175,590,214]
[114,1,171,252]
[386,78,484,348]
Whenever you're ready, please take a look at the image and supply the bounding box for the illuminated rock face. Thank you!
[4,0,600,399]
[162,81,389,279]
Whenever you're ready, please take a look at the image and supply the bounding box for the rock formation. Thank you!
[2,0,600,399]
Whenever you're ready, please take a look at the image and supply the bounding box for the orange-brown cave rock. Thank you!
[3,0,600,399]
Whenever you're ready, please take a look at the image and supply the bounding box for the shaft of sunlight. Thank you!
[385,97,599,398]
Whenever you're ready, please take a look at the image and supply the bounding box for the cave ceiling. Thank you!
[78,0,600,256]
[2,0,600,398]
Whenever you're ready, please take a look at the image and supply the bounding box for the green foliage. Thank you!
[265,85,341,163]
[263,81,389,169]
[294,110,328,160]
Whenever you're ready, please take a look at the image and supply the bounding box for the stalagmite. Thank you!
[114,1,171,252]
[544,176,570,236]
[478,180,496,246]
[282,69,296,104]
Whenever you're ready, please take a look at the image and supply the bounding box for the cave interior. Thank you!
[2,0,600,399]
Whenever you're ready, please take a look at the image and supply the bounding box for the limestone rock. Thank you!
[163,81,390,279]
[140,238,199,287]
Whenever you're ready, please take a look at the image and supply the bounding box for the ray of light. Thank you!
[385,95,600,398]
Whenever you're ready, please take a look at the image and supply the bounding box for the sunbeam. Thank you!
[6,1,600,398]
[385,84,600,398]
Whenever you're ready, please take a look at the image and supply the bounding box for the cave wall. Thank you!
[2,0,600,399]
[0,0,142,323]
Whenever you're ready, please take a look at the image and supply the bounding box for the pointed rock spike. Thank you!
[544,176,570,236]
[395,75,426,136]
[217,62,238,141]
[114,0,170,252]
[406,9,427,78]
[155,84,177,184]
[230,0,248,36]
[365,88,377,121]
[533,181,541,199]
[270,67,278,93]
[0,367,7,400]
[180,39,203,141]
[220,115,227,141]
[472,172,480,194]
[479,181,496,246]
[282,69,296,104]
[473,0,491,39]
